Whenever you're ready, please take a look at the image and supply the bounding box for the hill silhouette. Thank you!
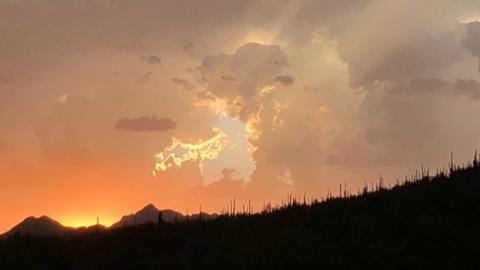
[110,204,184,228]
[5,216,70,237]
[2,204,219,237]
[1,157,480,269]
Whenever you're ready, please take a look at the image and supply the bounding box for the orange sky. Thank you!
[2,0,480,233]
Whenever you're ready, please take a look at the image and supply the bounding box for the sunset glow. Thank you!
[3,2,480,268]
[1,0,480,236]
[58,216,117,229]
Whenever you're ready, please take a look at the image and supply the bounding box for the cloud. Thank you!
[135,71,153,84]
[347,33,464,88]
[201,168,245,199]
[461,21,480,71]
[373,77,480,101]
[172,78,194,90]
[359,80,446,156]
[198,42,288,121]
[3,0,480,219]
[221,75,237,82]
[275,75,295,86]
[182,42,195,51]
[153,128,229,174]
[337,76,480,171]
[0,70,14,84]
[56,93,69,104]
[115,116,176,132]
[453,79,480,100]
[142,56,162,65]
[392,78,447,96]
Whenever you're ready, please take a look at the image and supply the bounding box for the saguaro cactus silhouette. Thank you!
[157,211,163,225]
[474,150,478,168]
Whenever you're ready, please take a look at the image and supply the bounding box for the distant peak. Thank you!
[8,215,66,237]
[24,215,53,222]
[140,203,159,212]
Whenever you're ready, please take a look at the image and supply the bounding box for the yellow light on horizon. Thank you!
[58,215,117,228]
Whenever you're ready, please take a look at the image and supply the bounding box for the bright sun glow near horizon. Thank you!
[58,216,118,228]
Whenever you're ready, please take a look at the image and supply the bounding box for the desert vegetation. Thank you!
[1,154,480,269]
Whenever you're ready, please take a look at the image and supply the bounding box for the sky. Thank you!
[1,0,480,232]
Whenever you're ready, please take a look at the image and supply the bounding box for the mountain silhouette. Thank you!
[110,203,219,228]
[5,215,69,237]
[110,203,184,228]
[189,212,219,221]
[2,160,480,268]
[2,203,219,236]
[110,203,185,228]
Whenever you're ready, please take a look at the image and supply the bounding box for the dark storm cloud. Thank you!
[461,21,480,71]
[350,34,463,88]
[391,78,447,96]
[453,79,480,100]
[142,56,162,65]
[221,75,237,82]
[115,116,176,132]
[275,75,295,86]
[390,78,480,101]
[172,78,194,90]
[338,74,480,168]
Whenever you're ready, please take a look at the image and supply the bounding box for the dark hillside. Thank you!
[1,161,480,269]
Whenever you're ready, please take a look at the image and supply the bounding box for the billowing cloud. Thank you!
[153,128,229,174]
[115,116,176,132]
[198,43,288,121]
